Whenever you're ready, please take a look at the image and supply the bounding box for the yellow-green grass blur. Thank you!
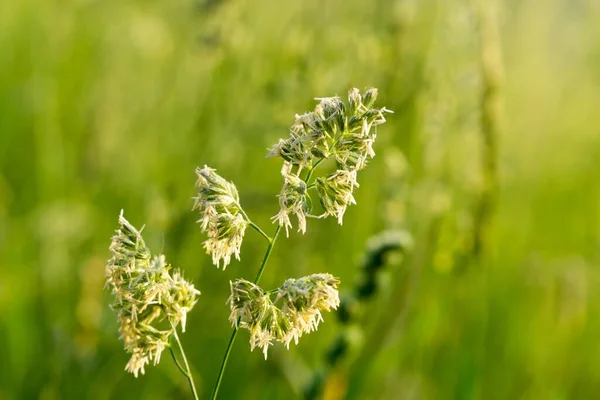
[1,0,599,398]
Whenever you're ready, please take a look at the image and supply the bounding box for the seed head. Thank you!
[267,133,316,168]
[193,166,248,269]
[271,167,312,236]
[228,279,289,359]
[276,273,340,348]
[228,274,340,359]
[315,170,359,224]
[268,88,391,232]
[105,211,200,377]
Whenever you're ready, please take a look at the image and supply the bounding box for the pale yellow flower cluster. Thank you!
[228,274,340,359]
[193,166,248,269]
[268,88,391,235]
[105,211,200,377]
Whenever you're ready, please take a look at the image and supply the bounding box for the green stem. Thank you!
[238,207,272,243]
[249,221,272,243]
[305,158,324,184]
[252,225,282,284]
[211,224,283,400]
[211,324,238,400]
[169,345,188,378]
[172,326,200,400]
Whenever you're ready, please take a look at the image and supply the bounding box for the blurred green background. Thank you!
[1,0,599,398]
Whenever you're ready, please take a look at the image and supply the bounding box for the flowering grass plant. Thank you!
[104,88,391,399]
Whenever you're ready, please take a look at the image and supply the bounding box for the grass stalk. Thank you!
[172,325,200,400]
[473,0,503,259]
[211,225,283,399]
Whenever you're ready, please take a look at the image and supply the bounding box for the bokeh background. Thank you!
[1,0,600,398]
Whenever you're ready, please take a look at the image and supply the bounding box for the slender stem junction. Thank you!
[238,206,273,243]
[249,221,272,243]
[169,346,188,377]
[171,326,200,400]
[211,225,282,400]
[305,158,324,184]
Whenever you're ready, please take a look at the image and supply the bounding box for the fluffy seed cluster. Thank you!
[272,171,311,235]
[228,279,290,359]
[228,274,340,359]
[315,170,359,225]
[276,274,341,347]
[268,88,391,235]
[193,166,248,269]
[105,211,200,378]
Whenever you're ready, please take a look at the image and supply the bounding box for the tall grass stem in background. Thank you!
[305,230,413,399]
[473,0,503,259]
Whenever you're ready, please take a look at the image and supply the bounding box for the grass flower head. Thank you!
[105,211,200,377]
[267,88,391,233]
[277,273,340,347]
[228,274,339,359]
[193,166,249,269]
[272,169,311,236]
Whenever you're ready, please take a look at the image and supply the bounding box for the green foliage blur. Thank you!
[1,0,599,398]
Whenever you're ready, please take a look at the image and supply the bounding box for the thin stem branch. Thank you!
[249,221,272,242]
[253,225,282,284]
[172,326,200,400]
[211,224,283,400]
[169,345,188,378]
[305,158,325,184]
[238,207,272,243]
[211,323,239,400]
